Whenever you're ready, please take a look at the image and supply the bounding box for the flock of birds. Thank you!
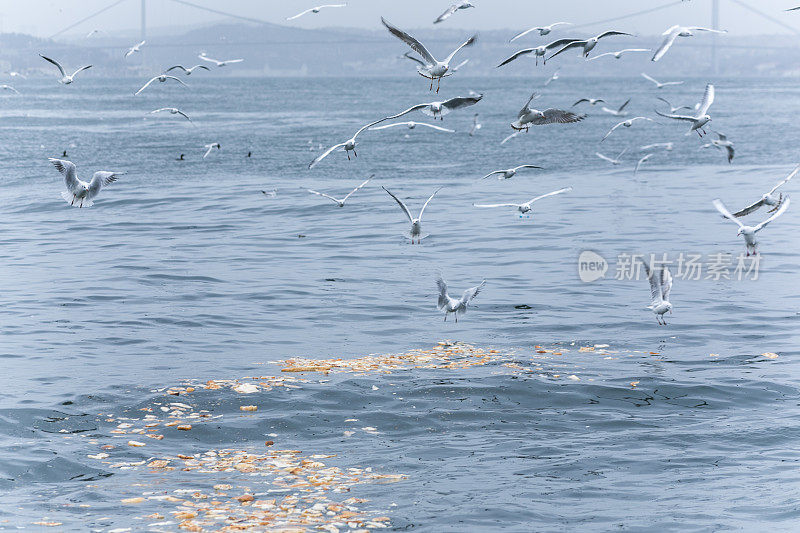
[23,1,798,325]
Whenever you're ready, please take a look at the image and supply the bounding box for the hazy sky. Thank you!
[2,1,799,38]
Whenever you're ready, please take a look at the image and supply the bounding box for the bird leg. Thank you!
[436,77,441,93]
[454,314,458,323]
[444,313,447,322]
[429,79,433,91]
[346,151,351,160]
[353,149,357,158]
[71,196,75,206]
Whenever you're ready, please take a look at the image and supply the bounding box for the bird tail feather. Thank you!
[61,191,92,207]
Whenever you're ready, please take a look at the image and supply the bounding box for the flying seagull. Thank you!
[547,31,633,61]
[382,17,476,92]
[124,40,145,58]
[469,113,482,136]
[369,121,455,133]
[309,118,388,169]
[511,92,585,131]
[7,71,26,79]
[436,276,485,322]
[39,54,92,84]
[596,148,628,165]
[701,131,734,163]
[601,117,654,142]
[728,165,798,217]
[656,96,693,114]
[480,164,543,180]
[434,1,475,24]
[713,197,791,255]
[149,107,193,123]
[640,142,674,152]
[544,69,560,86]
[655,83,715,136]
[203,142,221,159]
[384,94,483,121]
[641,72,684,89]
[641,259,673,325]
[287,3,347,20]
[496,38,580,67]
[600,97,631,117]
[198,53,243,67]
[0,85,19,94]
[305,176,372,207]
[634,153,653,174]
[588,48,650,61]
[166,64,210,75]
[474,187,572,215]
[573,98,605,107]
[134,74,188,96]
[652,25,727,62]
[48,158,124,208]
[382,186,441,244]
[510,22,572,42]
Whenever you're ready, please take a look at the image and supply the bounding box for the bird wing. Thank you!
[383,103,429,121]
[223,59,244,64]
[501,132,520,144]
[601,122,626,142]
[652,28,680,61]
[308,142,347,169]
[731,199,765,217]
[174,110,192,122]
[418,187,442,220]
[382,186,414,222]
[381,17,436,64]
[515,164,543,171]
[88,171,122,196]
[353,117,388,139]
[596,30,632,40]
[509,27,537,43]
[712,198,745,228]
[460,280,485,305]
[641,260,663,305]
[545,38,583,50]
[595,152,615,163]
[403,52,427,67]
[769,164,800,194]
[436,276,449,309]
[444,34,477,65]
[660,267,673,302]
[587,52,614,61]
[48,158,79,191]
[654,109,696,122]
[370,122,408,130]
[724,144,734,163]
[635,154,652,173]
[532,109,585,124]
[417,122,455,132]
[166,65,188,73]
[306,189,341,203]
[434,3,459,24]
[640,72,659,85]
[190,65,211,71]
[203,145,214,158]
[442,94,483,112]
[546,40,586,61]
[754,197,790,232]
[529,186,572,204]
[286,8,314,20]
[496,48,534,68]
[342,176,373,202]
[617,98,631,112]
[134,77,158,95]
[480,170,502,180]
[69,65,92,79]
[689,27,728,34]
[572,98,590,106]
[198,54,220,65]
[473,202,521,208]
[39,54,65,77]
[656,96,673,108]
[164,75,188,87]
[697,84,715,115]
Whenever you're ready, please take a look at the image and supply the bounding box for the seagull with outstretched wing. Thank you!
[652,25,727,62]
[436,276,485,323]
[134,74,188,96]
[655,83,714,136]
[124,40,145,58]
[198,53,243,67]
[166,64,210,75]
[511,92,585,131]
[287,3,347,20]
[601,117,654,142]
[701,131,734,163]
[305,175,372,207]
[48,158,125,208]
[382,94,483,122]
[370,121,455,133]
[510,22,571,42]
[480,164,543,180]
[473,187,572,215]
[309,117,389,168]
[149,107,193,124]
[729,165,798,218]
[588,48,650,61]
[634,153,653,174]
[496,38,580,67]
[641,72,684,89]
[39,54,92,84]
[596,148,628,165]
[573,98,605,107]
[383,186,442,244]
[641,259,673,325]
[713,197,791,255]
[600,97,631,117]
[434,1,475,24]
[546,30,633,61]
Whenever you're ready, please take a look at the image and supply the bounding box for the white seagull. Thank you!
[473,187,572,214]
[573,97,606,107]
[203,142,221,159]
[134,74,188,96]
[713,197,791,255]
[369,121,455,133]
[641,73,684,89]
[728,165,798,217]
[496,38,581,67]
[656,96,693,114]
[701,132,734,163]
[7,71,26,79]
[469,113,482,136]
[480,164,543,180]
[588,48,650,61]
[436,276,485,323]
[596,148,628,165]
[287,3,347,20]
[198,53,244,67]
[434,1,475,24]
[641,260,673,325]
[652,25,727,62]
[39,54,92,85]
[382,186,441,244]
[385,94,483,122]
[124,40,145,58]
[48,158,124,208]
[382,17,476,92]
[511,93,585,131]
[510,22,572,42]
[547,31,633,61]
[149,107,193,123]
[0,85,19,94]
[305,176,372,207]
[640,142,674,152]
[308,118,388,169]
[600,97,631,117]
[601,117,654,142]
[166,64,210,75]
[655,83,715,137]
[634,153,653,174]
[544,69,560,86]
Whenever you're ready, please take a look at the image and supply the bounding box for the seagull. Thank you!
[61,150,68,157]
[601,117,654,142]
[286,3,347,20]
[39,54,92,85]
[305,176,372,207]
[510,22,572,42]
[641,259,673,325]
[436,276,485,323]
[308,118,388,168]
[7,71,26,79]
[149,107,193,123]
[176,154,185,161]
[434,1,475,24]
[655,83,714,136]
[728,165,798,217]
[501,131,522,145]
[701,132,734,163]
[48,158,124,208]
[0,85,19,94]
[473,187,572,215]
[480,164,543,180]
[198,53,243,67]
[469,113,482,136]
[382,186,441,244]
[641,73,684,89]
[573,98,606,107]
[546,31,633,61]
[124,40,145,58]
[600,98,631,117]
[588,48,650,61]
[652,25,727,62]
[640,142,674,152]
[203,143,221,159]
[595,148,628,165]
[634,153,653,174]
[713,197,791,255]
[384,94,483,122]
[262,189,277,198]
[544,69,560,86]
[369,121,455,133]
[382,17,476,92]
[166,64,210,75]
[85,29,105,38]
[511,92,585,131]
[656,96,693,114]
[134,74,187,96]
[496,38,581,67]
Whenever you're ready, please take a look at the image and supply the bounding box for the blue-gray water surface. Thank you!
[1,75,800,531]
